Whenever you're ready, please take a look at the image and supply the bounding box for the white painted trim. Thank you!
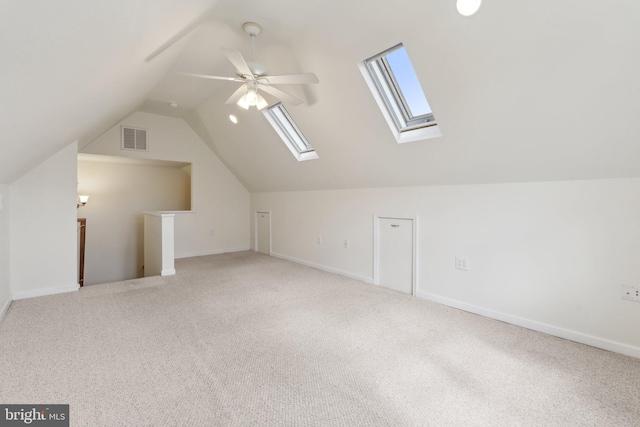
[357,62,441,144]
[271,252,373,284]
[175,247,251,259]
[416,291,640,360]
[143,213,175,278]
[254,210,272,255]
[266,252,640,359]
[12,284,80,301]
[143,211,176,217]
[373,214,418,295]
[262,105,319,162]
[0,295,12,323]
[160,210,195,214]
[160,269,176,276]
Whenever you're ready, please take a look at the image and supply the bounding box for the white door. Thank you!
[257,212,270,255]
[378,217,413,294]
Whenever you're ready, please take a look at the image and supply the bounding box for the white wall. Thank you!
[0,184,11,319]
[10,142,79,298]
[251,178,640,357]
[78,159,191,285]
[81,111,250,259]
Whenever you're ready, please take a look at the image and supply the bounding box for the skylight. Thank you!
[263,103,319,161]
[359,44,441,143]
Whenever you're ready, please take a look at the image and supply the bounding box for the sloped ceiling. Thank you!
[0,0,217,184]
[141,0,640,192]
[4,1,640,192]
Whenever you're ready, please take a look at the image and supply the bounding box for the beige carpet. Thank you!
[0,251,639,426]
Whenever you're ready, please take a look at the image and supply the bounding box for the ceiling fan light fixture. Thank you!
[237,95,250,110]
[256,94,268,110]
[180,21,317,109]
[457,0,482,16]
[245,88,258,106]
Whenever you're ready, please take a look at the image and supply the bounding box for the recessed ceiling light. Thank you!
[170,101,178,108]
[457,0,482,16]
[229,115,238,124]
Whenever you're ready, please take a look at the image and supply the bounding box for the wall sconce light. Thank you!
[77,195,89,208]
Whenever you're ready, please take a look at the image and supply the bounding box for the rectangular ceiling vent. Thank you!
[121,126,148,151]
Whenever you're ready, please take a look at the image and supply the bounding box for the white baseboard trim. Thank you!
[174,246,640,359]
[270,252,373,284]
[0,295,12,323]
[416,291,640,360]
[175,247,250,259]
[161,269,176,276]
[12,284,80,301]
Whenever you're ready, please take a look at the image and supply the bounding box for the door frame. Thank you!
[254,210,272,255]
[373,213,418,295]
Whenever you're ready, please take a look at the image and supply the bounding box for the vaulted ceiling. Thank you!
[0,0,217,183]
[3,1,640,192]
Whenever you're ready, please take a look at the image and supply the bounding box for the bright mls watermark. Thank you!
[0,405,68,426]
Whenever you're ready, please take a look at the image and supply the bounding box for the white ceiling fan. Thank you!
[178,22,319,110]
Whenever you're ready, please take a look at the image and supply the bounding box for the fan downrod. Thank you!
[242,22,266,76]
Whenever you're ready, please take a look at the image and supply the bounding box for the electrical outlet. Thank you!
[343,239,348,249]
[455,256,469,271]
[317,236,322,245]
[621,285,640,302]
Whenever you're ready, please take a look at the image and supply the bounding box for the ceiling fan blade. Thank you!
[225,84,248,105]
[221,48,254,80]
[259,84,303,106]
[260,73,319,85]
[177,72,244,82]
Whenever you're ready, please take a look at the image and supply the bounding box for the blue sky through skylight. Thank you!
[385,48,432,117]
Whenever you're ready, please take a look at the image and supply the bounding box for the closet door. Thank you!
[257,212,270,255]
[378,217,413,294]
